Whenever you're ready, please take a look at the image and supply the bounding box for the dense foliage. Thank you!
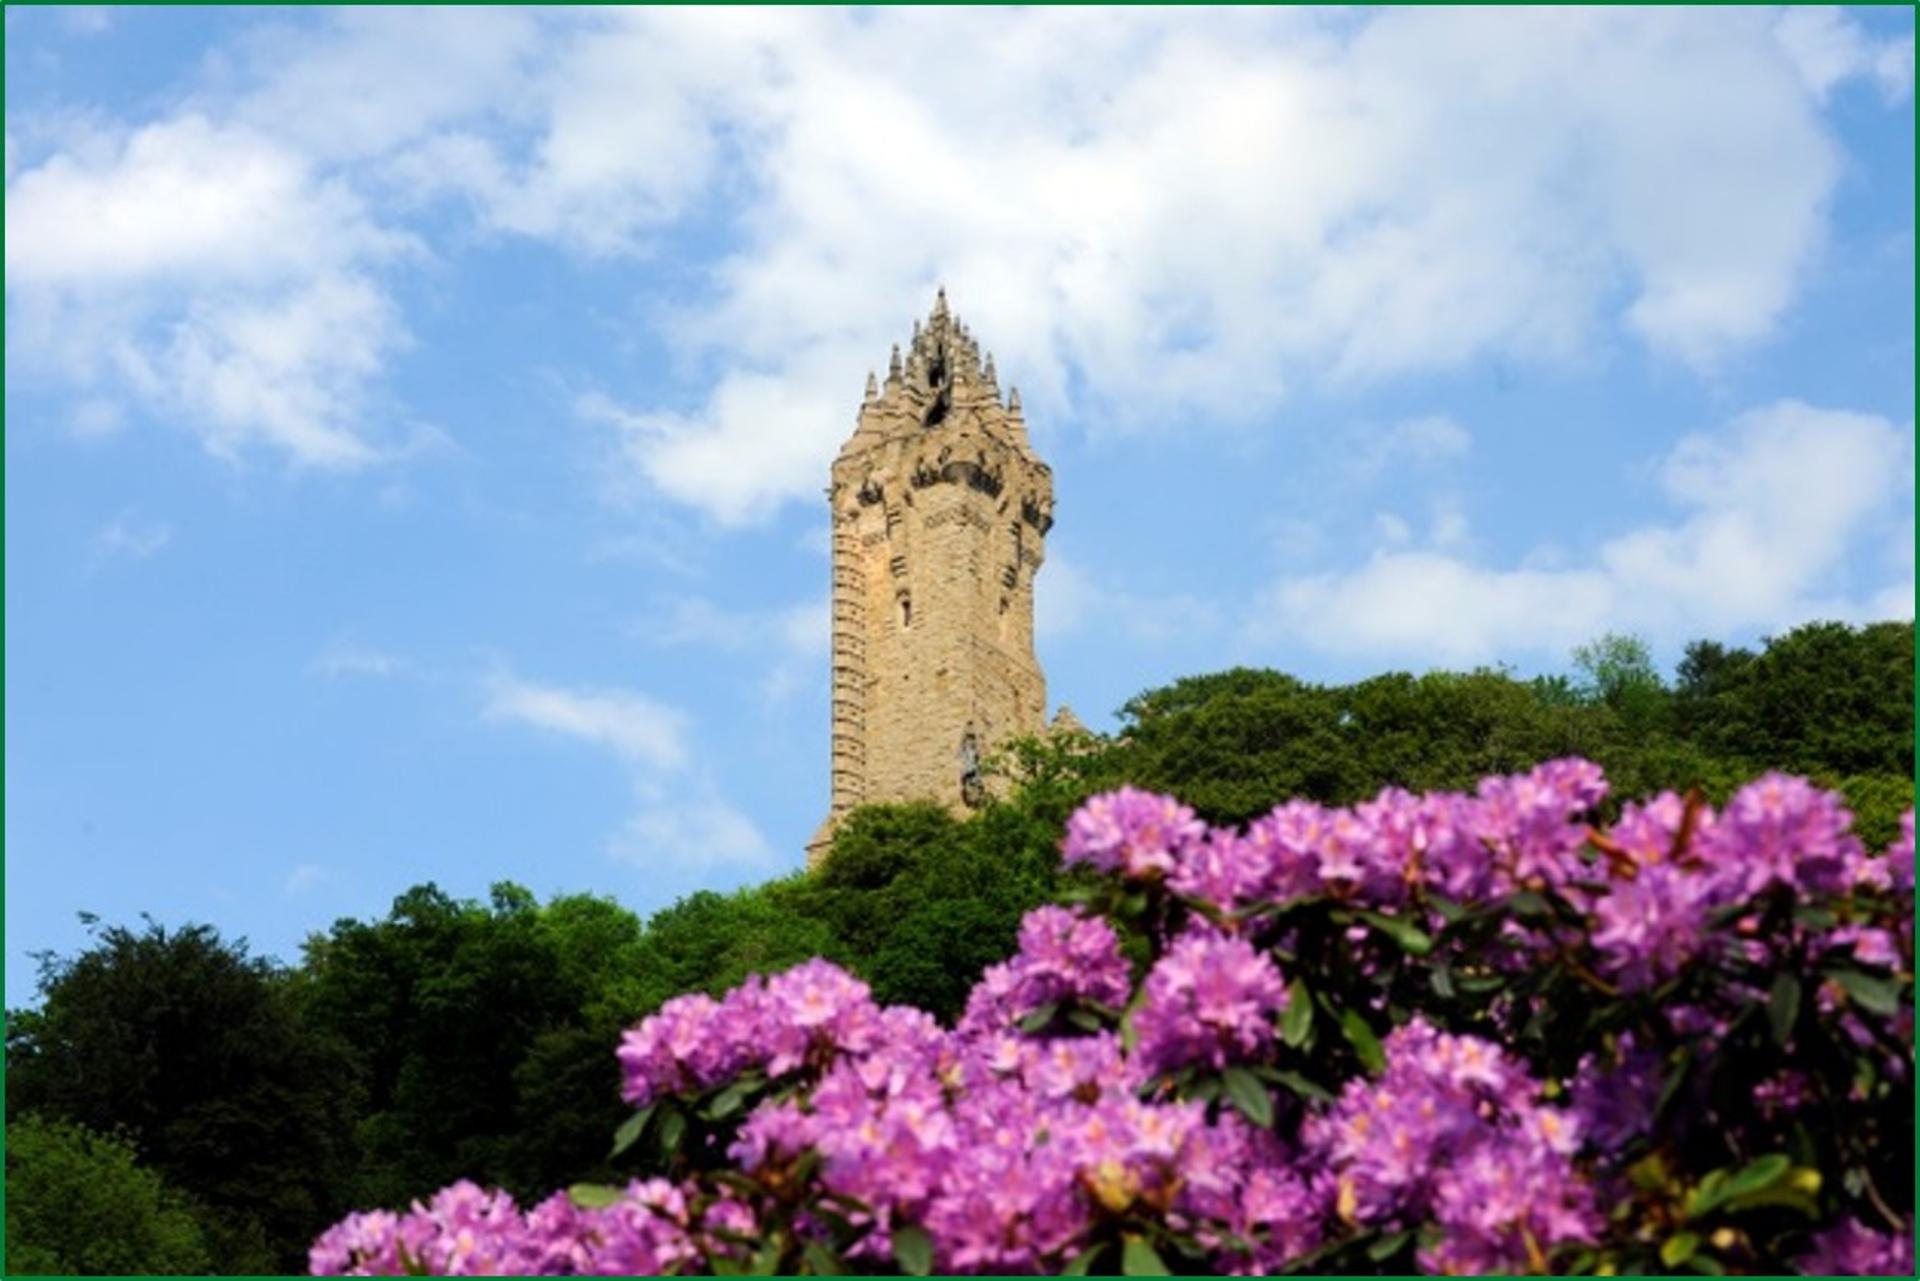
[5,1113,212,1275]
[5,921,360,1273]
[6,622,1912,1273]
[297,883,648,1208]
[309,764,1916,1275]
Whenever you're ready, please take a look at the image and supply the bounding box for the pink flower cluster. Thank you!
[309,1179,754,1276]
[614,958,882,1106]
[958,905,1131,1035]
[1303,1019,1597,1274]
[1132,926,1288,1076]
[1797,1218,1916,1276]
[314,760,1914,1277]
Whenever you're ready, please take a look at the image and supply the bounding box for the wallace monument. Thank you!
[807,291,1073,867]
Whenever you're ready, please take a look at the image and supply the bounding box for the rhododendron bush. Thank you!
[313,763,1915,1275]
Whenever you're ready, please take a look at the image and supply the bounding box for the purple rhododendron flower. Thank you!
[1133,925,1288,1077]
[1062,786,1206,878]
[1797,1218,1915,1276]
[316,760,1914,1277]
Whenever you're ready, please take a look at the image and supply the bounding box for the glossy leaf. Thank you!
[610,1104,655,1158]
[1223,1066,1274,1128]
[1121,1234,1170,1276]
[890,1226,934,1276]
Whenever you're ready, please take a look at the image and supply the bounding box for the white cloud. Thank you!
[60,8,114,36]
[638,594,828,657]
[1251,400,1914,664]
[92,510,172,560]
[1038,553,1224,646]
[635,594,829,706]
[15,8,1894,516]
[284,863,327,896]
[482,668,775,872]
[522,6,1869,521]
[308,639,404,679]
[1350,414,1472,483]
[1774,8,1914,104]
[6,113,412,468]
[484,672,687,770]
[607,781,775,873]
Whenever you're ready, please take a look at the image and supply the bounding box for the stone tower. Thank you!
[807,291,1053,867]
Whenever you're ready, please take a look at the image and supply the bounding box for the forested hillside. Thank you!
[6,621,1912,1274]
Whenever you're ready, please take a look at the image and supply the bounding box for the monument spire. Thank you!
[809,294,1055,867]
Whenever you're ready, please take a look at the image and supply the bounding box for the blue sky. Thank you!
[5,6,1914,1005]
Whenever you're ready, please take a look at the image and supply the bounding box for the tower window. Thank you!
[899,594,912,628]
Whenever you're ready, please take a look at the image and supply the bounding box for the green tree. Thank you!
[5,1113,212,1276]
[299,882,650,1209]
[5,920,359,1273]
[1572,631,1670,734]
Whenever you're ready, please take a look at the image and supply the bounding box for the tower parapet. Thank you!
[808,291,1053,867]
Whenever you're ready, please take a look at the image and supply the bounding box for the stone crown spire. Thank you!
[839,290,1037,464]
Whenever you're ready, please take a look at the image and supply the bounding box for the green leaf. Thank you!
[1366,1229,1411,1262]
[1768,973,1801,1047]
[801,1241,843,1275]
[1654,1049,1692,1123]
[1509,890,1551,918]
[394,1240,430,1277]
[611,1104,655,1158]
[1060,1244,1106,1276]
[1792,904,1838,930]
[1066,1008,1104,1033]
[1426,894,1467,924]
[1687,1155,1795,1219]
[891,1227,934,1277]
[1661,1232,1701,1268]
[748,1242,784,1275]
[1266,1068,1334,1104]
[706,1077,757,1121]
[1223,1066,1274,1128]
[568,1183,624,1209]
[657,1107,688,1157]
[1357,909,1434,955]
[1340,1009,1386,1074]
[1121,1234,1169,1276]
[1280,979,1313,1048]
[1826,967,1901,1016]
[1428,965,1455,999]
[1019,1002,1060,1035]
[1722,1155,1792,1201]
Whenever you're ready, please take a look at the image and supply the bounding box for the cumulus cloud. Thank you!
[542,5,1864,521]
[482,669,773,872]
[10,8,1902,516]
[1252,400,1914,664]
[1774,7,1914,103]
[6,113,411,467]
